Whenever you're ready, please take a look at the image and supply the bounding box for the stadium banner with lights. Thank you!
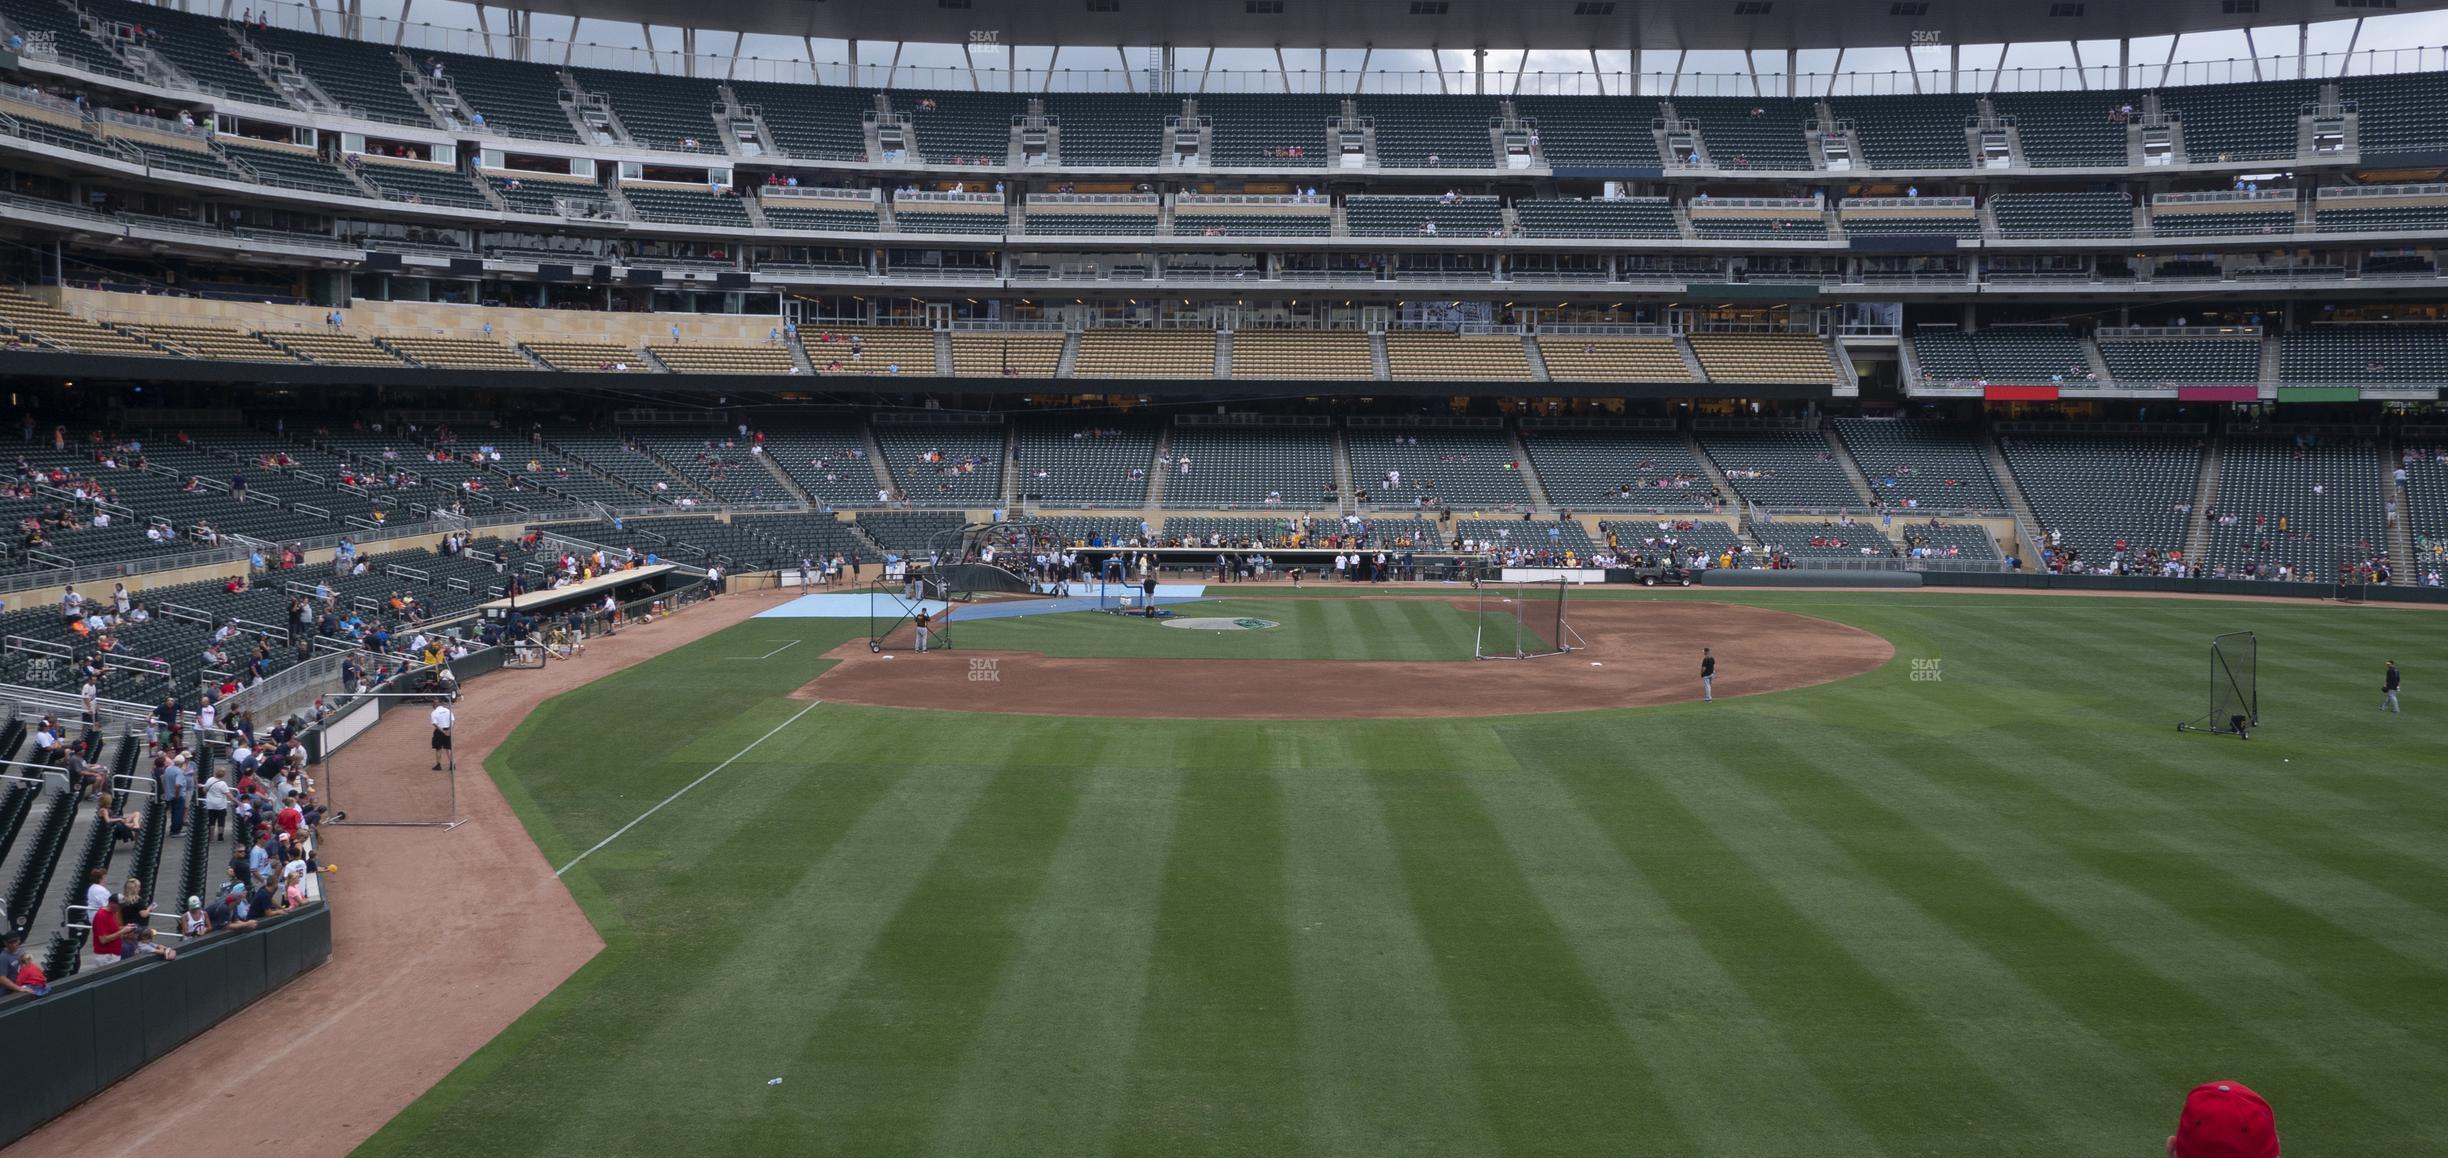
[2177,386,2260,403]
[1983,385,2059,402]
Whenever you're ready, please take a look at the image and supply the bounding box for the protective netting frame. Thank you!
[2178,630,2257,740]
[1474,577,1574,660]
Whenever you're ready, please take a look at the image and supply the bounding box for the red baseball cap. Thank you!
[2172,1081,2279,1158]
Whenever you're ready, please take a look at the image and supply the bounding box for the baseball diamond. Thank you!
[8,0,2448,1154]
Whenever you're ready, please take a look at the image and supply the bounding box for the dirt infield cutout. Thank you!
[802,600,1893,719]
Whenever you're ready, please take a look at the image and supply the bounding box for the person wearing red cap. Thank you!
[2171,1080,2279,1158]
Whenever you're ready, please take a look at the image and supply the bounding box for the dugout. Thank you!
[476,564,681,630]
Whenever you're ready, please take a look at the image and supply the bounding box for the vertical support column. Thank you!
[1784,47,1796,98]
[1474,46,1485,95]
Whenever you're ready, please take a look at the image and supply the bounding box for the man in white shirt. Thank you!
[429,703,454,771]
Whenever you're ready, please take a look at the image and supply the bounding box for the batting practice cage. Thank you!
[2178,630,2258,739]
[1094,556,1135,614]
[866,568,955,654]
[1474,577,1580,660]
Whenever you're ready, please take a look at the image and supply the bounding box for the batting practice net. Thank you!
[1474,577,1577,659]
[2178,630,2257,739]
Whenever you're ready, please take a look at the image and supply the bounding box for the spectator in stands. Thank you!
[96,791,139,846]
[0,930,35,997]
[86,891,132,969]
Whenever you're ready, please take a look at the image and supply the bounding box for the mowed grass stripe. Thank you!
[361,721,914,1157]
[1388,595,1476,660]
[927,760,1187,1156]
[1457,745,1868,1156]
[1896,732,2448,1044]
[1365,756,1677,1155]
[1112,760,1306,1156]
[1552,725,2130,1154]
[710,756,1095,1153]
[1281,757,1499,1156]
[1782,725,2448,1134]
[1978,735,2448,950]
[559,755,1010,1155]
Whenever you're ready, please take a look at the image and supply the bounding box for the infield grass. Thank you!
[358,590,2448,1157]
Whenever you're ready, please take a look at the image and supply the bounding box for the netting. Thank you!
[2181,630,2257,739]
[1475,579,1571,659]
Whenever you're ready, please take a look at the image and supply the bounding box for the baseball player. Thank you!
[2383,659,2401,713]
[914,607,934,654]
[1701,648,1716,703]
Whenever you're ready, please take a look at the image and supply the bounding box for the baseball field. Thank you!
[355,587,2447,1156]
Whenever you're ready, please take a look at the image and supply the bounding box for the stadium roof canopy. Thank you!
[507,0,2448,52]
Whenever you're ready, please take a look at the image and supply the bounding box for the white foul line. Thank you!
[727,639,803,660]
[554,699,821,877]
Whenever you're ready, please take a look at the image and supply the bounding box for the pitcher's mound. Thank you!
[796,600,1891,720]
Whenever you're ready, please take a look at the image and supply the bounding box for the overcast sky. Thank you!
[241,0,2448,94]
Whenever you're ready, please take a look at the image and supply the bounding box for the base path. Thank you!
[801,600,1892,719]
[10,588,797,1158]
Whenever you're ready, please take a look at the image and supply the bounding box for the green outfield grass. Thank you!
[358,590,2448,1157]
[944,595,1483,660]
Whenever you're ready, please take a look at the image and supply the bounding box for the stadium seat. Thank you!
[1696,428,1861,511]
[1011,420,1158,507]
[1535,337,1693,382]
[1687,334,1837,385]
[570,67,724,152]
[0,289,161,355]
[872,423,1003,506]
[1344,195,1504,238]
[1348,427,1534,509]
[1160,423,1335,509]
[1383,332,1531,381]
[2096,335,2261,385]
[1999,430,2201,568]
[1072,330,1214,378]
[1672,97,1814,170]
[1521,427,1718,511]
[1991,191,2133,238]
[729,81,873,161]
[1829,95,1979,170]
[1832,419,2008,513]
[647,344,793,374]
[1226,331,1372,380]
[1515,198,1678,239]
[949,332,1062,377]
[803,327,936,376]
[2206,435,2385,579]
